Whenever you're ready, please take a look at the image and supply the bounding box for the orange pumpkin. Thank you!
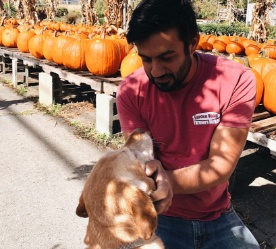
[28,33,45,59]
[212,35,230,53]
[245,44,260,56]
[85,38,121,77]
[62,36,87,70]
[216,35,230,44]
[196,43,202,50]
[59,22,70,32]
[5,18,18,27]
[1,27,19,48]
[52,33,70,65]
[17,23,31,32]
[33,25,45,35]
[42,32,58,61]
[249,57,276,79]
[118,37,133,54]
[263,68,276,114]
[17,30,36,53]
[226,41,245,55]
[201,34,217,51]
[196,34,204,50]
[229,36,247,44]
[247,53,262,64]
[250,68,264,107]
[0,26,6,45]
[242,39,259,49]
[212,40,227,53]
[263,44,276,60]
[120,49,143,78]
[49,21,61,31]
[260,39,276,49]
[107,36,127,63]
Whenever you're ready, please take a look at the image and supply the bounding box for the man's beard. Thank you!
[148,54,192,92]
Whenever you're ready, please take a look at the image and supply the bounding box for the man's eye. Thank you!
[162,57,173,62]
[141,57,151,63]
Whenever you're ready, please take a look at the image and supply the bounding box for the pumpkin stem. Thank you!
[243,57,250,68]
[228,53,236,60]
[132,45,138,53]
[259,48,270,58]
[211,48,220,56]
[238,32,245,37]
[100,30,106,39]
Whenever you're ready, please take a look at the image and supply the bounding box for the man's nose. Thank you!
[151,60,165,78]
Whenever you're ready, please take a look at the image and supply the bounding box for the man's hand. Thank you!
[145,160,173,214]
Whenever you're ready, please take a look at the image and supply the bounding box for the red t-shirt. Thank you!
[116,52,256,221]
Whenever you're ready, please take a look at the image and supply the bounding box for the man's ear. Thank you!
[190,33,200,54]
[76,192,88,218]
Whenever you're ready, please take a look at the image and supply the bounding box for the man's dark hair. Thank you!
[126,0,199,45]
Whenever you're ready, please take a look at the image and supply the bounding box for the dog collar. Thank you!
[116,235,157,249]
[117,238,145,249]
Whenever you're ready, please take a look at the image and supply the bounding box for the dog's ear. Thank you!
[76,192,88,218]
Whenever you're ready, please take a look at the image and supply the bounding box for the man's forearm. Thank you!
[166,157,237,195]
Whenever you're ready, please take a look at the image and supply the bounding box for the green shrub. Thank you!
[198,22,276,40]
[267,25,276,40]
[4,2,17,18]
[193,0,218,19]
[65,11,81,24]
[57,8,69,17]
[97,13,105,25]
[198,22,249,36]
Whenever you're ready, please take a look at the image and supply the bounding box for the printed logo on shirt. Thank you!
[192,112,220,125]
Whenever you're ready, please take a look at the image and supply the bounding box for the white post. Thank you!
[39,72,54,106]
[12,58,18,88]
[96,93,119,136]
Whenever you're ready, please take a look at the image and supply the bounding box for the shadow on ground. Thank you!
[232,141,276,249]
[67,162,97,181]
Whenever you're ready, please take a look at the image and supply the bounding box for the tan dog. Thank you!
[76,128,164,249]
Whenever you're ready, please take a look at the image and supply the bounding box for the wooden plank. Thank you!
[252,105,272,121]
[0,47,16,58]
[252,110,271,121]
[13,52,41,67]
[250,116,276,133]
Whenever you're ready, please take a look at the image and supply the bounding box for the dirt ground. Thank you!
[1,69,276,248]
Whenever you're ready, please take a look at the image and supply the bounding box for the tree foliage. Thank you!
[194,0,218,19]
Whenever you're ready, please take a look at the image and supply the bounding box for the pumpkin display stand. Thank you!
[1,44,276,156]
[247,105,276,158]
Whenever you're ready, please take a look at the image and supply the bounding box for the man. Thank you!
[116,0,260,248]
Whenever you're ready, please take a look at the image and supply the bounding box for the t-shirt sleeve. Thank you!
[116,79,149,133]
[220,68,256,128]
